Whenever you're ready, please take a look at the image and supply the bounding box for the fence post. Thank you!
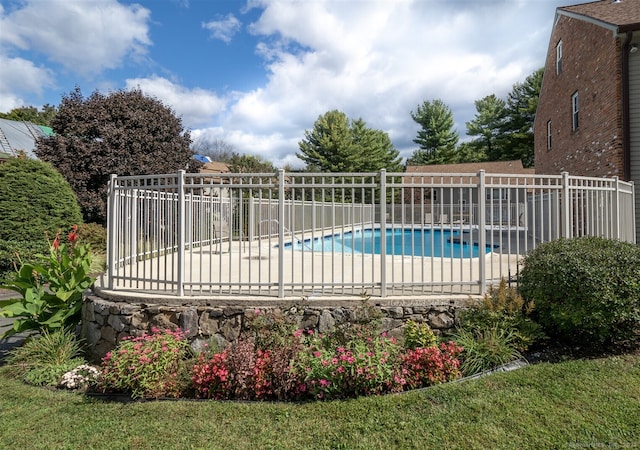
[477,170,486,294]
[632,181,637,244]
[278,169,285,298]
[562,172,571,238]
[380,169,387,297]
[612,177,620,240]
[248,196,255,241]
[106,174,117,290]
[177,170,186,297]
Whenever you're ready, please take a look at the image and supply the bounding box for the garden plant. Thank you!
[0,225,95,338]
[518,236,640,349]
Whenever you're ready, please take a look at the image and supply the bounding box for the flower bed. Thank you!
[94,316,464,401]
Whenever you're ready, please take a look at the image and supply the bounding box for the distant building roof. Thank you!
[0,118,50,159]
[200,161,231,174]
[404,160,536,186]
[406,160,535,175]
[558,0,640,32]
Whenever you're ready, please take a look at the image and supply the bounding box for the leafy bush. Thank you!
[400,342,463,388]
[3,328,86,387]
[245,309,298,351]
[460,278,544,352]
[294,332,404,399]
[0,239,48,280]
[0,226,95,338]
[0,157,82,243]
[322,293,383,347]
[35,87,198,224]
[519,237,640,348]
[454,326,523,376]
[403,320,437,349]
[98,327,193,399]
[77,223,107,254]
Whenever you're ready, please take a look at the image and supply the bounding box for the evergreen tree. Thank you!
[297,110,402,173]
[501,68,543,167]
[407,99,459,165]
[465,94,508,161]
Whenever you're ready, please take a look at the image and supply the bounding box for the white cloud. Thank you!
[203,14,242,43]
[0,0,151,76]
[0,55,55,111]
[125,76,227,128]
[212,0,555,163]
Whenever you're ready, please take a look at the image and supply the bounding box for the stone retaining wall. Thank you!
[82,293,477,360]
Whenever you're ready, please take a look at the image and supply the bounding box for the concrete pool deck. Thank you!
[101,230,526,300]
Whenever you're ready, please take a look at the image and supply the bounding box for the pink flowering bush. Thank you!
[191,349,230,399]
[99,314,464,401]
[192,337,302,401]
[293,331,405,399]
[399,342,464,389]
[98,327,192,399]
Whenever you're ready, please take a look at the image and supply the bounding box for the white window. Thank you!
[556,40,563,74]
[547,120,552,150]
[572,91,579,131]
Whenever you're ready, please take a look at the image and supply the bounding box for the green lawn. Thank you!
[1,354,638,449]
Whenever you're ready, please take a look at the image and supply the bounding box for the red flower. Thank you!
[68,224,79,244]
[52,232,61,250]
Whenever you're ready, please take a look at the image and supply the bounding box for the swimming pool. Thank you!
[284,228,493,258]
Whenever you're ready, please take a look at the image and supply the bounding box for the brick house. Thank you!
[534,0,640,240]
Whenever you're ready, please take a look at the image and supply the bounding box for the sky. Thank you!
[0,0,579,168]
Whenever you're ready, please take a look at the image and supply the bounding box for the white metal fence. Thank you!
[106,170,635,298]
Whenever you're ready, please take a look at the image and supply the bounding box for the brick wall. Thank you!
[535,16,625,178]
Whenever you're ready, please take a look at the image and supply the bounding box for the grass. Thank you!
[0,353,638,449]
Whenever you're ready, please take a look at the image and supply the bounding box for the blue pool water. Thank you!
[284,228,493,258]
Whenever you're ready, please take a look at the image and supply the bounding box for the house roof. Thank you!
[558,0,640,33]
[199,161,231,174]
[0,118,49,159]
[406,160,535,175]
[404,160,537,189]
[198,161,232,184]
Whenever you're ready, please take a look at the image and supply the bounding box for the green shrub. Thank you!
[77,223,107,254]
[0,239,48,280]
[403,320,437,349]
[99,328,193,399]
[4,328,86,386]
[519,237,640,348]
[245,309,298,351]
[460,279,544,352]
[0,157,82,243]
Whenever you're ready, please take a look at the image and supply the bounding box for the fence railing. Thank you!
[106,170,635,298]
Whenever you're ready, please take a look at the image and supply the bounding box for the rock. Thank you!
[100,325,117,344]
[428,312,454,329]
[318,310,336,333]
[107,314,127,332]
[82,321,101,347]
[220,316,242,341]
[179,308,199,337]
[380,317,404,330]
[382,307,404,318]
[300,310,319,329]
[199,311,220,335]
